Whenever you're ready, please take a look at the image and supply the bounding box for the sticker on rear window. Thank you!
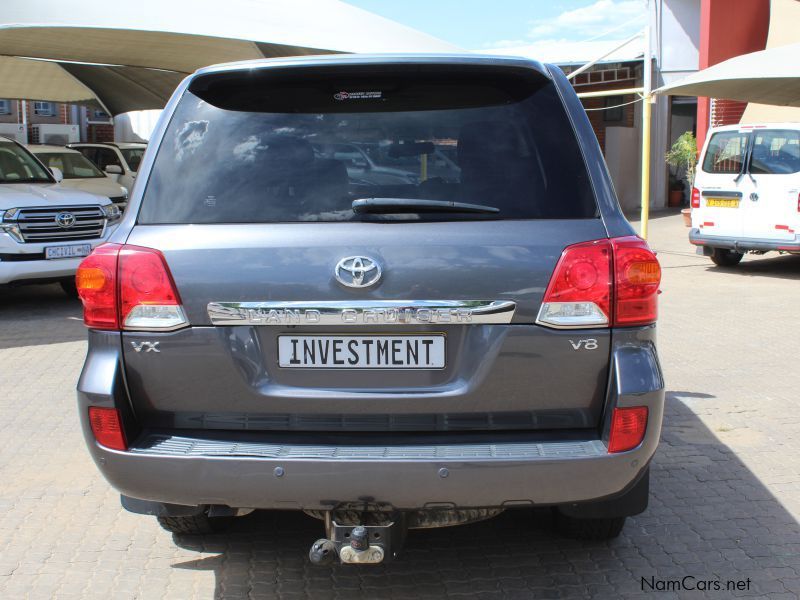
[334,90,383,101]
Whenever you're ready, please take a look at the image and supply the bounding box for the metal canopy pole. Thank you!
[640,21,653,240]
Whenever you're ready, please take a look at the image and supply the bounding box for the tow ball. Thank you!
[308,514,407,565]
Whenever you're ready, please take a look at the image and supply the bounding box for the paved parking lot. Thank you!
[1,212,799,599]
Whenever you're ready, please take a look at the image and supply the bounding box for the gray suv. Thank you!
[75,55,663,564]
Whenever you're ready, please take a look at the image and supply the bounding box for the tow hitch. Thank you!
[308,512,407,565]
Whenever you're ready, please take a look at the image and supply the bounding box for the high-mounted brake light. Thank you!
[88,406,127,451]
[536,236,661,329]
[608,406,648,453]
[76,244,188,331]
[691,187,700,208]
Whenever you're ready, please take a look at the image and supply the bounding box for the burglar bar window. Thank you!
[33,101,55,116]
[0,100,10,115]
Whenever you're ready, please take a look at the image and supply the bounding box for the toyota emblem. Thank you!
[334,256,382,288]
[55,212,76,228]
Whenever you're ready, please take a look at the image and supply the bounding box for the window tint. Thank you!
[702,131,748,174]
[139,68,597,224]
[750,130,800,174]
[121,148,145,172]
[94,148,122,170]
[35,152,106,179]
[0,141,51,183]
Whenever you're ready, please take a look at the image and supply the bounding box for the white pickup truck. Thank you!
[0,136,121,294]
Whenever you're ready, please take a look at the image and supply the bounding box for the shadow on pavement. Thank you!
[708,253,800,281]
[0,283,87,349]
[169,393,800,599]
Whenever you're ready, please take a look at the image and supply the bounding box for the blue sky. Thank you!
[347,0,646,50]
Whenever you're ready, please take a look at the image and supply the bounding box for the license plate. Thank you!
[706,198,739,208]
[278,335,446,369]
[45,244,92,260]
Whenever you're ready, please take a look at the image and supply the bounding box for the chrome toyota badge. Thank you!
[55,211,76,228]
[335,256,382,288]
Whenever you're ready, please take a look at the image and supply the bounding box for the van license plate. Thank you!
[706,198,739,208]
[278,335,445,369]
[45,244,92,260]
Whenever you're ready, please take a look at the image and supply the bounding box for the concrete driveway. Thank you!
[1,212,799,599]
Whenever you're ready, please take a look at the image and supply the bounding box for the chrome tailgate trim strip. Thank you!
[207,300,516,326]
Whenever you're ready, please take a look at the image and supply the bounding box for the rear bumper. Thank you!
[77,329,664,511]
[689,229,800,252]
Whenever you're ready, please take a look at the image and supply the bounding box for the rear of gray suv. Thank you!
[75,55,663,563]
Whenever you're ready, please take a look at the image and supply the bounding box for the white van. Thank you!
[690,123,800,266]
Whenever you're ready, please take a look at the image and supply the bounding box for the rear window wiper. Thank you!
[352,197,499,214]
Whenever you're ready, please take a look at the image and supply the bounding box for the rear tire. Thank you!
[555,513,626,540]
[157,514,233,535]
[60,279,78,298]
[710,248,743,267]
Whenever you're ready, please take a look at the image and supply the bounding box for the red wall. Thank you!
[696,0,770,149]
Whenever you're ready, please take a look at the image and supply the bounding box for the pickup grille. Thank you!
[14,205,106,243]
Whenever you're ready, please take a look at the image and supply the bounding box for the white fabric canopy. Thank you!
[0,0,459,114]
[655,42,800,107]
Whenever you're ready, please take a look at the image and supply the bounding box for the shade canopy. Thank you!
[656,42,800,107]
[0,0,459,114]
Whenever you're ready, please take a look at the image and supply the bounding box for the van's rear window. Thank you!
[138,67,597,224]
[702,131,748,174]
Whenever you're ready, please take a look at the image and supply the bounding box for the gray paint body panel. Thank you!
[78,55,662,513]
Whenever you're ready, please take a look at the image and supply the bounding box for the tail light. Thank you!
[536,236,661,329]
[76,244,188,331]
[691,187,701,208]
[88,407,127,451]
[608,406,648,453]
[536,240,612,328]
[613,237,661,326]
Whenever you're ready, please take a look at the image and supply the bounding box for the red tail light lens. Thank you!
[537,237,661,329]
[536,239,612,328]
[691,187,700,208]
[76,244,187,331]
[118,245,186,329]
[88,406,127,450]
[612,237,661,327]
[608,406,648,453]
[76,243,121,329]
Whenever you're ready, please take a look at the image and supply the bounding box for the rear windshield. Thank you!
[750,129,800,174]
[702,131,748,174]
[139,66,597,224]
[702,128,800,175]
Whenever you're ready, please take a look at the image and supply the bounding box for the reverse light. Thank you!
[691,187,700,208]
[76,244,188,331]
[608,406,648,453]
[88,406,127,450]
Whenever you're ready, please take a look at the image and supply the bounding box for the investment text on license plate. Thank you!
[45,244,92,260]
[278,335,445,369]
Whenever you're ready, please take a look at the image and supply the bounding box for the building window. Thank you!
[93,109,109,120]
[0,100,10,115]
[604,95,624,123]
[33,101,55,116]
